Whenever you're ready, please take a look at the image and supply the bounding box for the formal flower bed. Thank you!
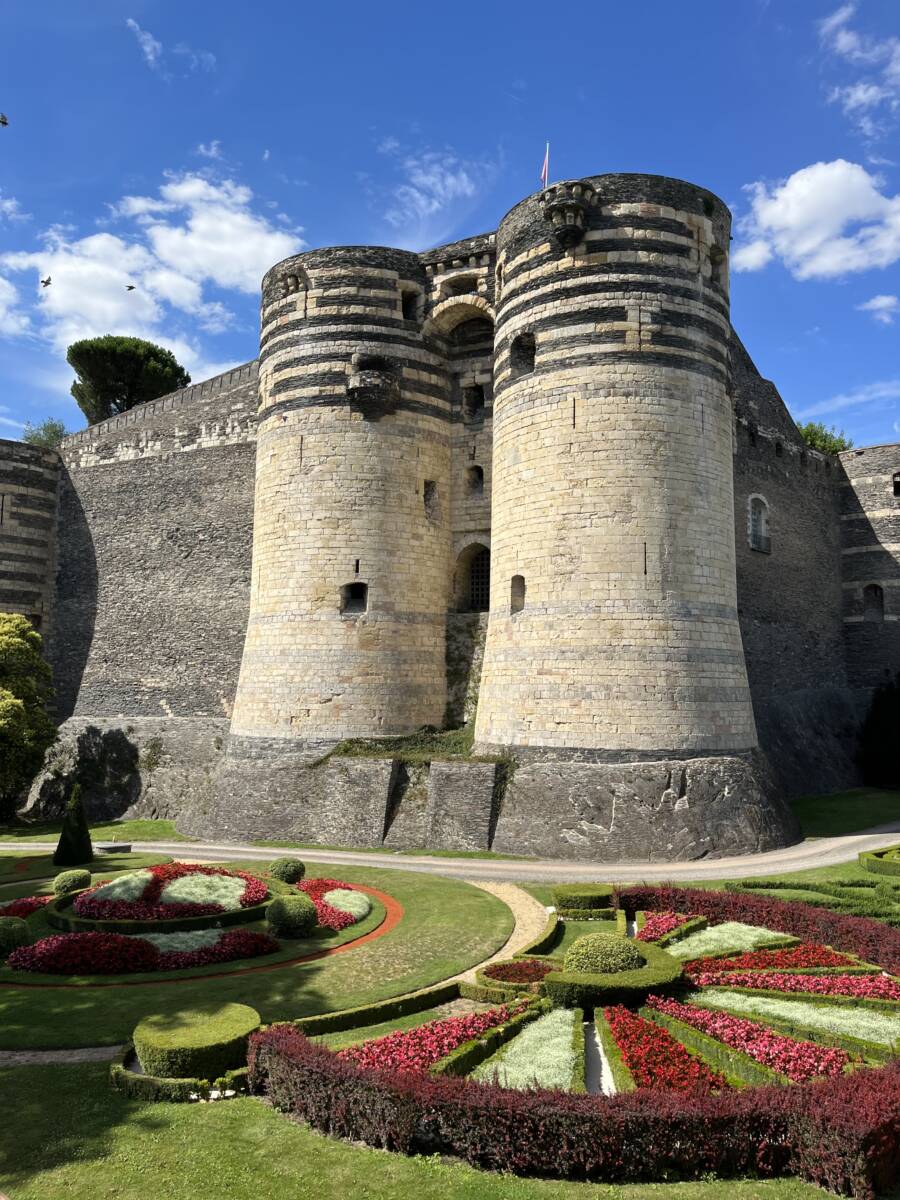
[685,943,862,975]
[0,895,51,919]
[646,996,850,1082]
[296,877,371,931]
[471,1008,576,1089]
[666,921,792,961]
[73,863,268,921]
[693,970,900,1001]
[7,927,279,974]
[603,1005,728,1092]
[698,990,900,1048]
[339,1003,527,1072]
[635,911,699,943]
[483,958,554,984]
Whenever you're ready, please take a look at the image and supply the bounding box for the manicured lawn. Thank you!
[0,862,513,1049]
[789,788,900,838]
[0,818,191,843]
[0,850,172,883]
[0,1061,833,1200]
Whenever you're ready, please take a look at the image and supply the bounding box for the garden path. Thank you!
[448,882,549,982]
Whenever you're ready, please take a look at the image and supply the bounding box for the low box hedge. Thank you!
[432,999,547,1077]
[642,1007,790,1088]
[652,916,709,947]
[552,884,613,911]
[133,1003,260,1080]
[556,907,618,922]
[458,979,526,1005]
[859,847,900,878]
[594,1009,635,1092]
[294,981,461,1036]
[544,941,684,1008]
[513,911,559,958]
[570,1007,586,1092]
[109,1043,249,1102]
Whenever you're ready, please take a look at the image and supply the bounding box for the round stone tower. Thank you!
[475,174,758,758]
[229,246,451,746]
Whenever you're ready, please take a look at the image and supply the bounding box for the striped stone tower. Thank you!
[475,174,759,758]
[229,246,452,746]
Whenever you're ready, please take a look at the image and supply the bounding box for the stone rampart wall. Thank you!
[0,438,59,639]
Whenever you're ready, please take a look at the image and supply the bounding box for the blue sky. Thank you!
[1,0,899,446]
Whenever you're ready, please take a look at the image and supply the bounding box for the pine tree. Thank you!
[52,783,94,866]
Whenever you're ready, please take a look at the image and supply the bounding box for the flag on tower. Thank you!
[540,142,549,189]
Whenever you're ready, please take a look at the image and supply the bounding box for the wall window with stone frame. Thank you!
[453,543,490,613]
[462,384,485,423]
[748,495,770,554]
[893,471,900,498]
[400,289,421,322]
[423,479,439,521]
[466,465,484,495]
[340,581,368,615]
[509,332,536,379]
[863,583,885,622]
[510,574,526,614]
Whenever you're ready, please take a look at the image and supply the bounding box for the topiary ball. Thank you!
[0,917,30,956]
[268,857,306,884]
[266,893,317,937]
[53,868,92,896]
[563,932,644,975]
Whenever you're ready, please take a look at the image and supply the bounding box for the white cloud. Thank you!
[262,149,270,162]
[0,275,30,338]
[857,293,900,323]
[797,378,900,420]
[0,193,29,223]
[196,140,222,160]
[125,18,162,70]
[732,159,900,279]
[173,44,216,73]
[818,5,900,137]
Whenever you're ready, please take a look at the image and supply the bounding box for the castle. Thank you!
[2,173,898,861]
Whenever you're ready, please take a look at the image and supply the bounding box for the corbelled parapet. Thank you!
[540,179,600,248]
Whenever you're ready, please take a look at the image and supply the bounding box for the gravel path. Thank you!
[0,1045,123,1067]
[450,881,550,982]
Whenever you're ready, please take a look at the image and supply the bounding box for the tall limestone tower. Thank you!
[475,175,759,760]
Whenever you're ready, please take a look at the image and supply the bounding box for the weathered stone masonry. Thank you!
[20,172,900,861]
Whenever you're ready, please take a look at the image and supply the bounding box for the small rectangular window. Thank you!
[401,290,418,321]
[340,582,368,614]
[423,480,439,521]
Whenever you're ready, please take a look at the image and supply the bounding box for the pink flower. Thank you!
[339,1004,528,1072]
[692,971,900,1001]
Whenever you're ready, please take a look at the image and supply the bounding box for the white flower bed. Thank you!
[323,888,372,920]
[471,1008,576,1090]
[696,989,900,1047]
[667,922,794,961]
[159,874,247,910]
[88,871,154,903]
[133,929,224,952]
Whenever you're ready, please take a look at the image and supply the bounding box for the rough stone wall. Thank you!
[51,364,258,719]
[445,613,488,725]
[0,439,59,640]
[839,442,900,687]
[476,174,757,756]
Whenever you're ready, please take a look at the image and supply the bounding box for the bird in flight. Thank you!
[125,284,136,291]
[0,114,8,128]
[40,276,51,288]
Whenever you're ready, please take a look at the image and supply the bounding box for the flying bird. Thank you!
[0,114,8,128]
[40,276,51,288]
[125,284,136,291]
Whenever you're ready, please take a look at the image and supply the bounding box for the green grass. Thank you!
[317,1006,449,1050]
[0,1061,841,1200]
[0,861,513,1050]
[0,850,172,883]
[0,817,191,844]
[789,788,900,838]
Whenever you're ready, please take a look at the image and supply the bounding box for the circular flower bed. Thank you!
[72,863,268,922]
[483,959,554,985]
[8,927,279,975]
[296,877,373,931]
[0,895,51,919]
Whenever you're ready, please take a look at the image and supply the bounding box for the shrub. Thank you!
[267,893,317,937]
[564,932,644,974]
[53,868,91,896]
[52,782,93,867]
[860,846,900,879]
[551,884,612,910]
[134,1003,260,1080]
[0,916,30,956]
[544,941,684,1008]
[0,613,56,821]
[268,857,306,883]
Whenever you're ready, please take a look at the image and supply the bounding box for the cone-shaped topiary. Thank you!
[268,857,306,883]
[0,916,30,956]
[52,868,92,895]
[563,932,644,975]
[52,782,93,866]
[266,893,317,937]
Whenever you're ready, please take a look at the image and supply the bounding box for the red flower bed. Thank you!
[604,1005,728,1093]
[483,959,553,984]
[686,943,861,975]
[7,928,280,975]
[296,878,356,931]
[636,911,700,943]
[646,996,850,1082]
[615,885,900,975]
[0,896,51,919]
[339,1003,526,1072]
[247,1026,900,1197]
[693,970,900,1001]
[73,862,267,921]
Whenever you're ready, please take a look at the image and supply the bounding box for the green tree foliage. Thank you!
[21,417,70,449]
[0,614,56,819]
[67,335,191,426]
[53,782,94,866]
[796,421,854,455]
[859,673,900,788]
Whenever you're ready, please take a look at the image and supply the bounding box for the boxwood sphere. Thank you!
[0,917,30,955]
[266,892,317,937]
[134,1003,260,1081]
[564,932,644,974]
[268,857,306,884]
[53,868,92,896]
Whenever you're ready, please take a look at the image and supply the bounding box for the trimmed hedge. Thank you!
[0,916,30,955]
[109,1043,249,1102]
[564,932,644,975]
[53,868,91,896]
[594,1009,634,1092]
[432,1000,547,1078]
[248,1025,900,1197]
[654,916,709,947]
[544,941,684,1008]
[570,1007,586,1092]
[615,885,900,975]
[513,911,559,958]
[555,907,618,922]
[294,981,461,1037]
[458,979,526,1005]
[268,857,306,883]
[552,884,613,910]
[134,1003,260,1080]
[266,893,317,937]
[642,1007,790,1088]
[859,847,900,878]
